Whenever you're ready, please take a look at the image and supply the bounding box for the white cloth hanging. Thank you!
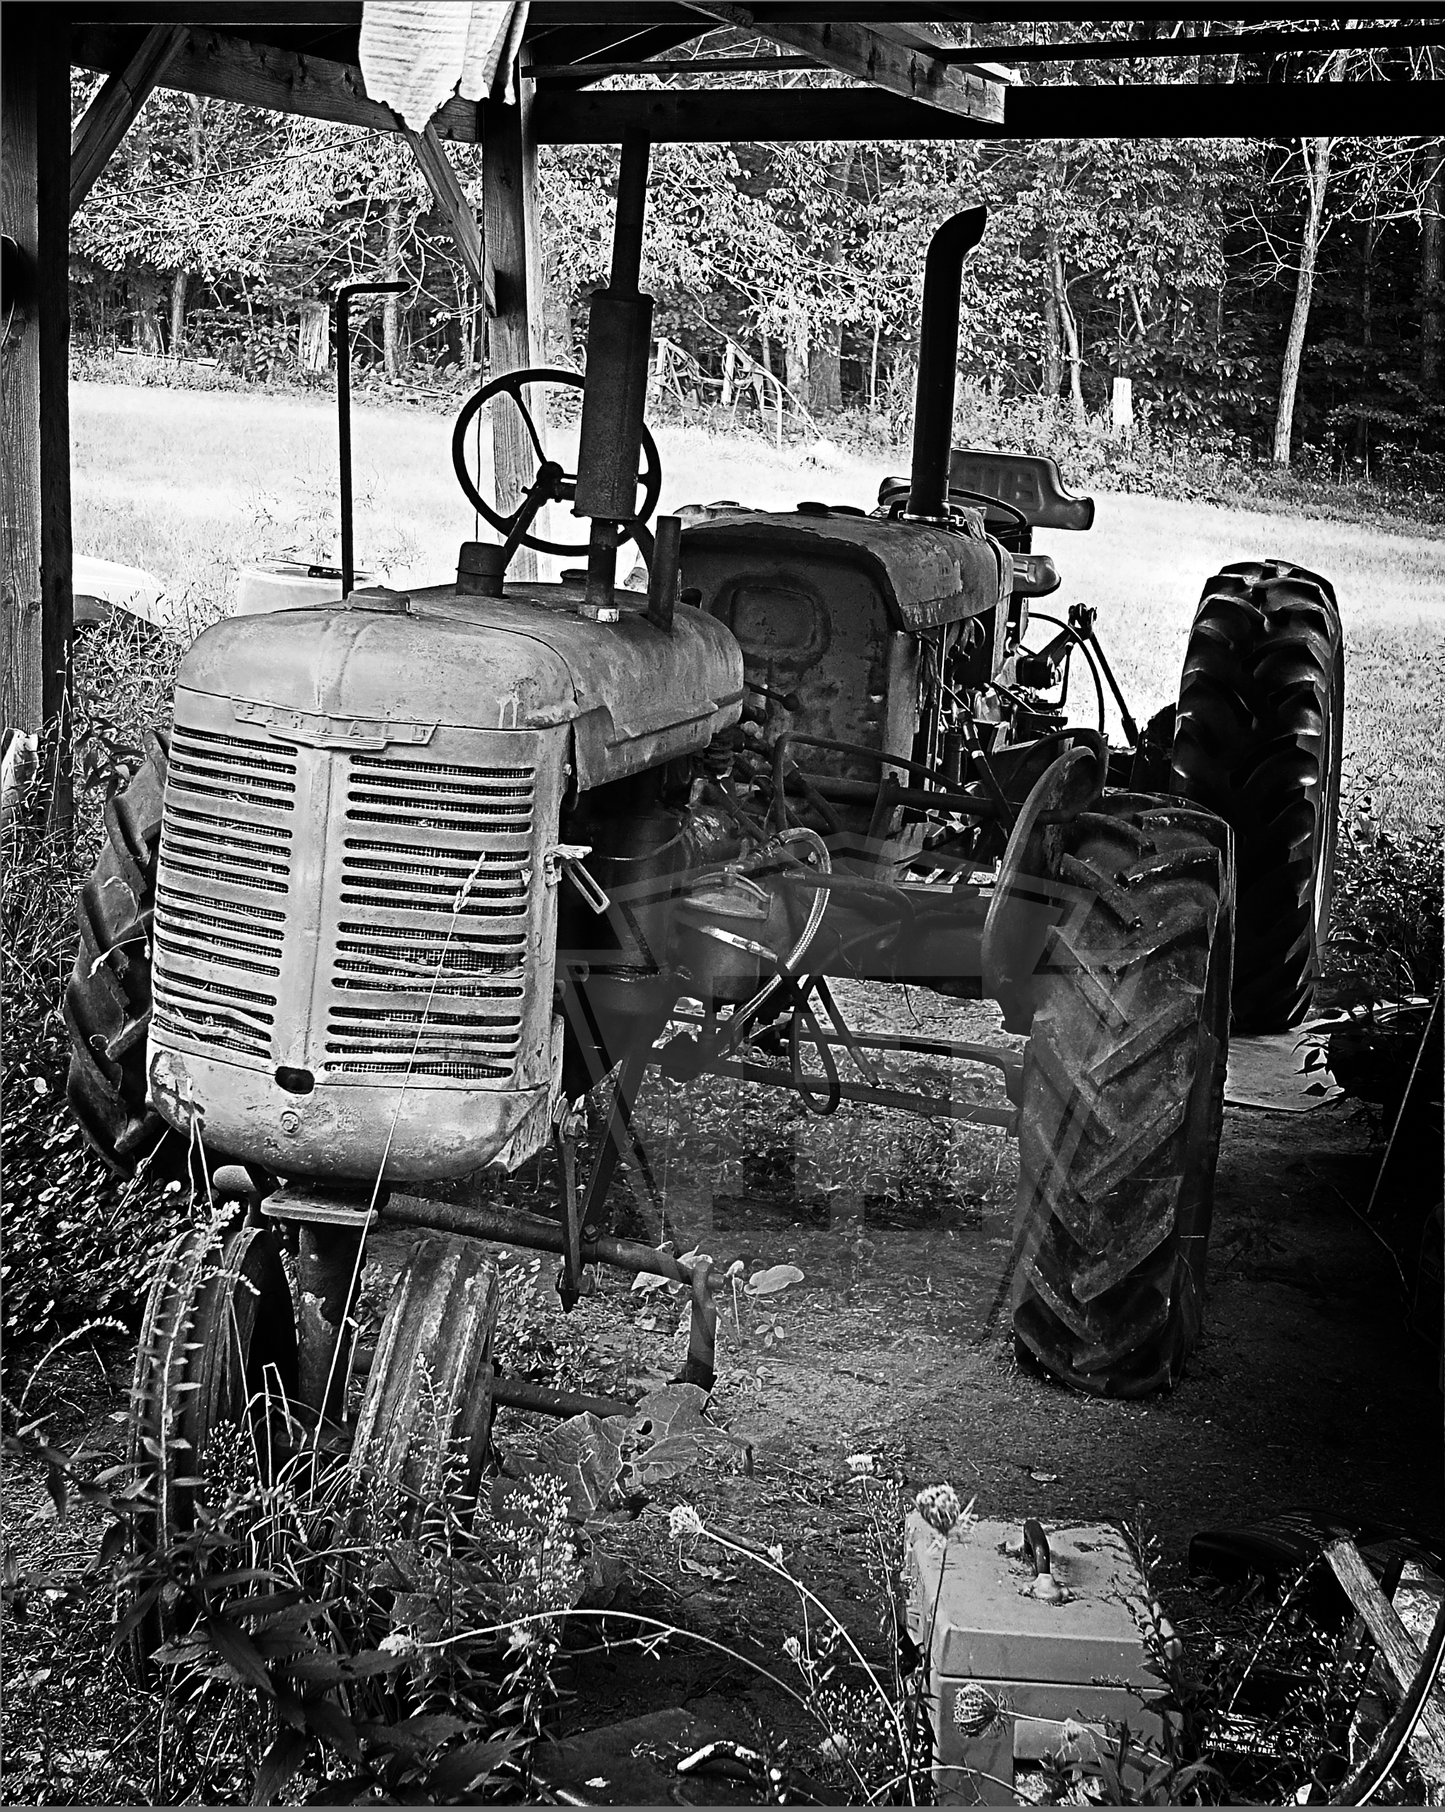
[359,1,530,128]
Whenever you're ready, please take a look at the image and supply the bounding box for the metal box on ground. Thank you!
[904,1514,1169,1805]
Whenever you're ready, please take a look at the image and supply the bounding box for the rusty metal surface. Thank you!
[682,509,1009,632]
[176,583,743,790]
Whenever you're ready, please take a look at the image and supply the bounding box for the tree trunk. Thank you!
[1421,142,1444,392]
[1050,239,1084,416]
[808,145,854,414]
[720,339,737,408]
[383,193,402,378]
[783,300,810,416]
[133,272,163,353]
[168,269,187,354]
[1042,234,1062,398]
[1273,136,1333,466]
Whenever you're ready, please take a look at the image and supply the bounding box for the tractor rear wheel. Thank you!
[1170,560,1343,1032]
[125,1214,298,1680]
[349,1234,500,1537]
[1012,796,1233,1397]
[65,731,186,1177]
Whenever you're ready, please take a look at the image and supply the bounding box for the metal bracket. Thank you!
[545,842,612,912]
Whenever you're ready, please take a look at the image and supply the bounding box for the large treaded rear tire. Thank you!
[64,731,184,1176]
[1012,796,1233,1397]
[1170,560,1343,1032]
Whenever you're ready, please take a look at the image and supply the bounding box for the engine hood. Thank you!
[680,507,1011,631]
[177,579,744,789]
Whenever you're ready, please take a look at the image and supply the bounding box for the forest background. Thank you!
[68,25,1445,508]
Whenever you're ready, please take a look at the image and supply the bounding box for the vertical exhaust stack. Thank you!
[906,207,988,523]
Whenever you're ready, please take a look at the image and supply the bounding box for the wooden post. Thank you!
[482,76,545,580]
[2,10,73,832]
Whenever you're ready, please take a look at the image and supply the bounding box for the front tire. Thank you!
[1170,560,1343,1032]
[1012,797,1233,1397]
[125,1216,298,1680]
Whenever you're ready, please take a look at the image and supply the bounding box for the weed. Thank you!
[1325,787,1443,1007]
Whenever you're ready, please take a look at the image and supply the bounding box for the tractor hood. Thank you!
[679,506,1010,631]
[177,579,744,790]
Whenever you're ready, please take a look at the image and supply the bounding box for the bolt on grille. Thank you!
[152,722,295,1061]
[324,753,536,1080]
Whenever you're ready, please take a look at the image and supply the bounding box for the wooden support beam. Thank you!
[482,80,545,580]
[3,11,73,831]
[70,24,187,219]
[70,24,481,141]
[535,79,1445,143]
[683,7,1005,121]
[402,123,494,313]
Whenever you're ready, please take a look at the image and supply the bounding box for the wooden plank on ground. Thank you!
[70,24,187,217]
[1324,1538,1445,1779]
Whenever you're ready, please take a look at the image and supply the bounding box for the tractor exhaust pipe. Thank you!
[906,207,987,522]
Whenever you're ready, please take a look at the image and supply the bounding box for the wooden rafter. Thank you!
[402,123,494,313]
[681,6,1007,120]
[534,79,1445,142]
[70,24,480,140]
[70,25,188,218]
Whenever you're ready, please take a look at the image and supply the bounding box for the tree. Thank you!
[1273,135,1334,464]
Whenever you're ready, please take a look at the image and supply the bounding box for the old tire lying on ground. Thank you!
[1170,560,1343,1032]
[350,1234,500,1537]
[65,730,186,1177]
[1012,796,1233,1397]
[124,1215,298,1681]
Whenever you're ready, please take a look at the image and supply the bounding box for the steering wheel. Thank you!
[946,486,1030,537]
[451,367,663,557]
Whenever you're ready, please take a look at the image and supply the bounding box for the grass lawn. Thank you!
[72,379,1444,833]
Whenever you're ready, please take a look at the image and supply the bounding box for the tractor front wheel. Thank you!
[349,1234,500,1537]
[124,1214,298,1679]
[1012,796,1233,1397]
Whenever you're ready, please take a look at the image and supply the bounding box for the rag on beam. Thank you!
[359,1,530,127]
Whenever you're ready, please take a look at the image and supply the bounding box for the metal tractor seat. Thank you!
[878,450,1095,535]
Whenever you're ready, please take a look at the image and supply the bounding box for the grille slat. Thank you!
[323,752,538,1080]
[154,723,290,1045]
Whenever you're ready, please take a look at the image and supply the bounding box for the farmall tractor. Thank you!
[66,144,1343,1578]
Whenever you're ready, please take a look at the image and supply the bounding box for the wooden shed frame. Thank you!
[2,2,1441,829]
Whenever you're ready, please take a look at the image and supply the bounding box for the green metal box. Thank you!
[903,1515,1169,1805]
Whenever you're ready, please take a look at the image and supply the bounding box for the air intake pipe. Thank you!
[906,206,987,522]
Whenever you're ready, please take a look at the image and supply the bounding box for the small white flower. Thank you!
[846,1452,876,1476]
[379,1630,420,1656]
[782,1635,802,1663]
[768,1542,785,1565]
[669,1504,704,1540]
[818,1734,851,1762]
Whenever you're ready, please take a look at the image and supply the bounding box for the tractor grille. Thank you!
[152,725,294,1060]
[322,752,535,1080]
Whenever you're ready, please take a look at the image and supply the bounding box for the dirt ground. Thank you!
[3,987,1439,1801]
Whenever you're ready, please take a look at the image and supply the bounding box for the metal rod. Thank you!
[334,280,405,598]
[533,56,822,79]
[709,1059,1018,1129]
[491,1373,634,1420]
[667,1008,1019,1074]
[384,1192,696,1285]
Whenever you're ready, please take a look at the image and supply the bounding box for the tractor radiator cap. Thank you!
[344,585,411,614]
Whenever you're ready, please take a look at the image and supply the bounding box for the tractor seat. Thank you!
[876,451,1094,534]
[947,449,1094,531]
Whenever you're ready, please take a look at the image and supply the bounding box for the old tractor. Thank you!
[66,142,1343,1594]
